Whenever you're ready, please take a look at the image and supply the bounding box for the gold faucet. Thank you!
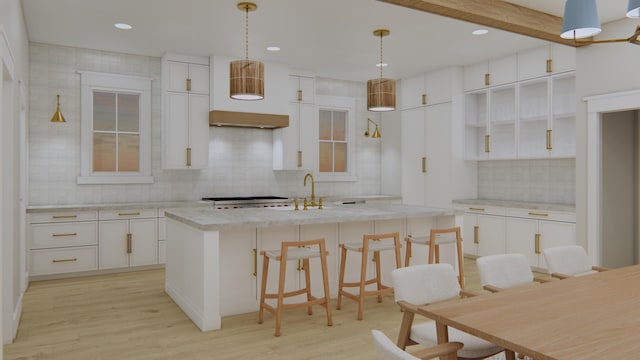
[303,172,319,208]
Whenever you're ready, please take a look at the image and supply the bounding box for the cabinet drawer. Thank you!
[31,222,98,249]
[457,205,505,216]
[29,210,98,223]
[99,208,158,220]
[506,208,576,222]
[30,246,98,275]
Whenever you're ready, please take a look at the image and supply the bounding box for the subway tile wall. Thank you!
[477,159,576,205]
[28,43,382,205]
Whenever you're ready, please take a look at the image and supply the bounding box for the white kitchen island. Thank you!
[164,203,462,331]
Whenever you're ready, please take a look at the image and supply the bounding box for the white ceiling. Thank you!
[21,0,631,81]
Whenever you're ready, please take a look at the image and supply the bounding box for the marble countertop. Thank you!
[453,199,576,212]
[27,201,213,213]
[165,203,462,231]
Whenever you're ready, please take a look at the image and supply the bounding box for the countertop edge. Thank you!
[453,199,575,212]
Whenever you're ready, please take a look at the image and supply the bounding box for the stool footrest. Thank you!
[341,278,380,287]
[263,287,309,299]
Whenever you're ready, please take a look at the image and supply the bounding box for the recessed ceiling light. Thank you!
[266,46,281,52]
[376,62,388,68]
[114,23,133,30]
[472,29,489,35]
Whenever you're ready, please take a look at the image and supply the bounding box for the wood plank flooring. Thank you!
[3,258,538,360]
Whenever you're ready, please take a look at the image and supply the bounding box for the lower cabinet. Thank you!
[99,209,158,269]
[456,205,506,257]
[505,209,576,269]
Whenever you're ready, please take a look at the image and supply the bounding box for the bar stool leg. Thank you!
[374,250,383,303]
[303,258,313,315]
[357,240,369,320]
[336,245,347,310]
[275,248,288,337]
[428,229,436,265]
[258,253,269,324]
[404,237,412,266]
[319,241,333,326]
[455,228,465,289]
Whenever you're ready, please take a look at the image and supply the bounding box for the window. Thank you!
[78,71,153,184]
[314,96,356,182]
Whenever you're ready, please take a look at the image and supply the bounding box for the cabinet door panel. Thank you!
[425,103,452,208]
[167,61,189,92]
[188,64,209,94]
[505,217,538,267]
[129,218,158,267]
[461,213,478,256]
[400,74,426,110]
[538,221,575,269]
[99,220,129,269]
[477,215,506,257]
[163,92,189,169]
[425,68,452,105]
[219,228,258,315]
[401,107,426,205]
[188,93,210,169]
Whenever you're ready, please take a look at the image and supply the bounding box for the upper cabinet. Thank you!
[400,67,453,110]
[210,55,289,115]
[517,44,576,81]
[161,53,210,170]
[463,54,517,92]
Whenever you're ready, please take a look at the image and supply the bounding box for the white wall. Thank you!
[28,43,385,205]
[576,17,640,251]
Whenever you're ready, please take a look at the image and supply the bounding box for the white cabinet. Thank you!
[463,54,517,92]
[273,75,315,170]
[161,54,210,170]
[99,209,158,269]
[29,210,99,276]
[402,103,452,207]
[400,68,453,110]
[517,44,576,81]
[455,205,506,257]
[210,55,289,115]
[506,209,576,269]
[219,227,258,316]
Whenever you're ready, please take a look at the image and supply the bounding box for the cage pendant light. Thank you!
[367,29,396,112]
[230,2,264,100]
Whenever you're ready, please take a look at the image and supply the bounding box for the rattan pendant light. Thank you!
[230,2,264,100]
[367,29,396,112]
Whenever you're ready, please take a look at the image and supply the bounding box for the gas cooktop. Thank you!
[202,196,291,209]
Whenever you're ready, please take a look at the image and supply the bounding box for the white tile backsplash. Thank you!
[477,159,575,205]
[28,43,382,205]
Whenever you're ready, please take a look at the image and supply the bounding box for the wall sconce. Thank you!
[50,94,66,123]
[364,118,381,138]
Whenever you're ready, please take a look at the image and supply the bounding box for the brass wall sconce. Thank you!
[364,118,381,138]
[50,94,66,123]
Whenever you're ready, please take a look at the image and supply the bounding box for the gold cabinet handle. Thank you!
[252,248,257,277]
[52,215,77,219]
[474,225,479,244]
[52,258,77,263]
[118,212,140,216]
[546,129,553,150]
[126,233,132,254]
[421,93,427,105]
[297,150,302,168]
[535,233,541,254]
[186,78,192,91]
[485,73,491,86]
[52,232,77,237]
[528,212,549,217]
[546,59,553,73]
[186,147,192,167]
[421,157,427,173]
[297,89,303,102]
[469,207,485,211]
[485,134,491,153]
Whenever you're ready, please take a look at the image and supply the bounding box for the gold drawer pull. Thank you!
[484,134,491,153]
[52,215,77,219]
[535,233,541,254]
[473,225,479,244]
[421,157,427,173]
[252,248,257,277]
[126,233,132,254]
[52,232,77,237]
[485,73,491,86]
[469,207,485,211]
[528,212,549,217]
[118,212,141,216]
[186,78,192,91]
[421,93,427,105]
[52,258,77,263]
[186,147,192,167]
[297,151,302,168]
[297,89,303,101]
[546,59,553,73]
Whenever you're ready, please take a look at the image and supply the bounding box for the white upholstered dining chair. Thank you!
[371,329,463,360]
[391,264,511,360]
[476,253,550,293]
[543,245,609,279]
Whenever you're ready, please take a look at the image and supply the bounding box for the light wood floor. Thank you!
[4,258,539,360]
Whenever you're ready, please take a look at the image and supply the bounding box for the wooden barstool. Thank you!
[258,238,332,337]
[404,226,465,288]
[336,232,402,320]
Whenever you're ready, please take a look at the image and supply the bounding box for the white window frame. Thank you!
[77,71,153,184]
[314,95,357,182]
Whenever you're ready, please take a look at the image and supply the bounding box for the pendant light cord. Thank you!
[379,32,384,80]
[245,5,249,61]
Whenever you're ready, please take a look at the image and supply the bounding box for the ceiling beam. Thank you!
[378,0,585,47]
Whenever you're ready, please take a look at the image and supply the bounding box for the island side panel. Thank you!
[165,218,221,331]
[219,227,258,316]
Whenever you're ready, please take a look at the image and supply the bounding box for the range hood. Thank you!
[209,110,289,129]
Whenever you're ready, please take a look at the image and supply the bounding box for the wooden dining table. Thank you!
[417,264,640,360]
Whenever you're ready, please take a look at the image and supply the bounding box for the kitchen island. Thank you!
[164,203,462,331]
